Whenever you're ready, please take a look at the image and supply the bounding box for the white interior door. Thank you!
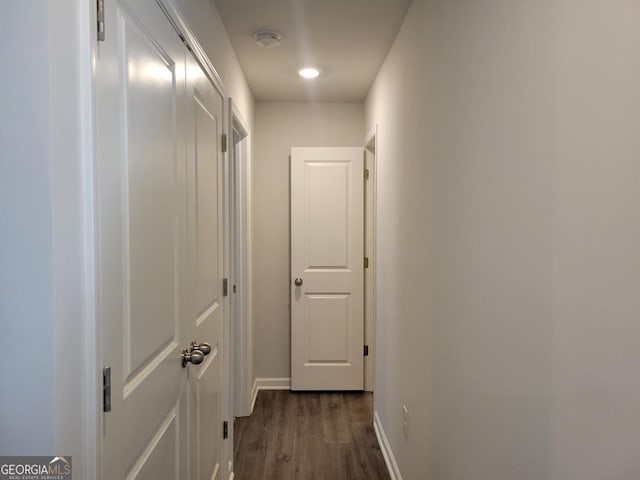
[185,51,226,480]
[290,147,365,390]
[96,0,189,477]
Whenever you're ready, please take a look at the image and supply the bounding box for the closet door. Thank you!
[96,0,189,478]
[185,52,227,480]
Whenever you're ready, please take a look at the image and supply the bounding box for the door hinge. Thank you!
[233,284,237,293]
[223,420,229,439]
[177,33,192,52]
[364,257,369,269]
[97,0,105,42]
[364,345,369,356]
[103,366,111,412]
[221,133,228,153]
[364,168,370,180]
[223,278,228,297]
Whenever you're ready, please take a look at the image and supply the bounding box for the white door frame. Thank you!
[49,0,99,477]
[228,100,253,418]
[364,125,378,392]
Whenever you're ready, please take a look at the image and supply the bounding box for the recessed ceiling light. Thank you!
[298,67,320,79]
[254,30,282,48]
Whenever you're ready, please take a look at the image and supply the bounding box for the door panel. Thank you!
[305,162,350,267]
[125,14,178,376]
[186,53,225,480]
[97,0,188,478]
[306,294,350,361]
[194,97,221,317]
[291,147,365,390]
[127,409,178,480]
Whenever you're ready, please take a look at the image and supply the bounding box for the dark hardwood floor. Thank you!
[234,391,391,480]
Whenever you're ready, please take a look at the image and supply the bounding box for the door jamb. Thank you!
[228,99,253,418]
[364,125,378,392]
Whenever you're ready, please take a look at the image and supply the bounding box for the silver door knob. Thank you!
[191,341,211,356]
[294,278,303,286]
[182,348,204,368]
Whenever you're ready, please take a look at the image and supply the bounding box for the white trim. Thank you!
[230,100,249,139]
[221,88,232,480]
[229,99,253,419]
[256,377,291,390]
[363,125,378,392]
[49,0,99,477]
[251,378,290,412]
[373,411,403,480]
[250,378,259,413]
[156,0,227,96]
[365,125,377,152]
[82,0,99,476]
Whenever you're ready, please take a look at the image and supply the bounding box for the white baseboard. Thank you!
[250,378,258,413]
[373,411,403,480]
[251,377,291,412]
[256,377,291,390]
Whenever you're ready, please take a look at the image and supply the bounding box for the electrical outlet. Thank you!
[402,404,409,439]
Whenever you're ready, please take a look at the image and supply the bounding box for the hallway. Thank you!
[234,391,390,480]
[5,0,640,477]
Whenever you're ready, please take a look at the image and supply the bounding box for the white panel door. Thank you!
[291,147,365,390]
[96,0,189,478]
[185,51,227,480]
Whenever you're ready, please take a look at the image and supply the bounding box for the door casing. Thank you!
[364,126,378,392]
[229,100,253,419]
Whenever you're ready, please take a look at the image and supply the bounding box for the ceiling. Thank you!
[214,0,413,102]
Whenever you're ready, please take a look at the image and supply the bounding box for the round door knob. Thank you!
[294,278,303,286]
[182,348,204,368]
[191,341,211,356]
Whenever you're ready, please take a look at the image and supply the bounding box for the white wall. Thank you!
[366,0,640,479]
[0,1,56,455]
[253,102,364,379]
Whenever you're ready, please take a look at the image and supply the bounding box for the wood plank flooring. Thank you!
[234,391,391,480]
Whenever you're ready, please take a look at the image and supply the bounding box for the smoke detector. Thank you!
[254,30,282,48]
